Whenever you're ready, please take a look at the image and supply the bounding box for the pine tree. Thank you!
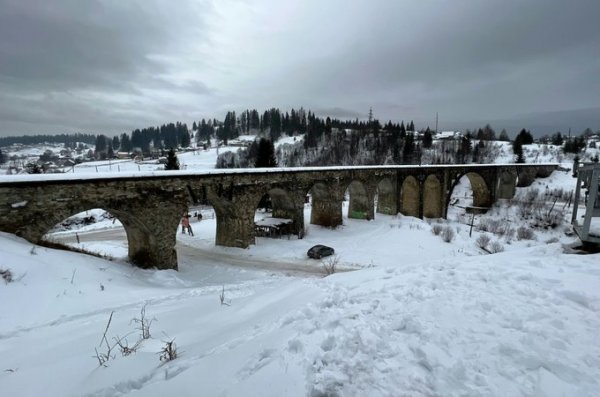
[551,132,564,145]
[515,129,534,145]
[120,133,132,152]
[254,138,277,168]
[513,140,525,163]
[422,128,433,148]
[498,129,510,142]
[0,148,5,164]
[165,148,180,170]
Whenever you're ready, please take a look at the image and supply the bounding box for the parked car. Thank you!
[307,244,335,259]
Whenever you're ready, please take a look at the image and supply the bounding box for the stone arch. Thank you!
[39,205,157,268]
[345,180,371,219]
[423,175,442,218]
[516,168,537,187]
[253,187,304,236]
[401,176,420,217]
[536,166,555,178]
[447,172,492,214]
[376,177,397,215]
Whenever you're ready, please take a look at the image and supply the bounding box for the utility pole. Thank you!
[435,112,439,134]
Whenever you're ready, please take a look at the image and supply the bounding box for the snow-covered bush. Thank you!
[517,227,535,240]
[487,219,502,234]
[431,223,444,236]
[476,234,491,249]
[322,255,339,275]
[441,226,455,243]
[477,218,490,232]
[504,227,516,242]
[489,241,505,253]
[409,223,423,230]
[477,218,507,236]
[215,150,241,169]
[1,268,13,284]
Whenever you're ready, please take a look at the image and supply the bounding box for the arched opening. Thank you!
[447,172,491,219]
[376,177,396,215]
[401,176,419,217]
[497,171,517,200]
[345,180,371,220]
[309,182,343,227]
[42,208,128,260]
[423,175,442,218]
[253,188,299,238]
[184,184,217,243]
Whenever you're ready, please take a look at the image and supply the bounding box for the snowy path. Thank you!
[49,227,339,277]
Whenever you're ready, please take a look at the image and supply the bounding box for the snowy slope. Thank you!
[1,230,599,396]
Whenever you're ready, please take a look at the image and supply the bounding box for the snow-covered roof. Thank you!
[436,131,462,139]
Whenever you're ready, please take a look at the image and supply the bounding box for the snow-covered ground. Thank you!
[1,142,600,396]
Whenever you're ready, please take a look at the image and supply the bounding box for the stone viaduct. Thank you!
[0,164,557,270]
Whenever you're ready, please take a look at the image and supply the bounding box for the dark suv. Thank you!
[307,245,335,259]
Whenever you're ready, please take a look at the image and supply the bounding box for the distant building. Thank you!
[435,131,463,140]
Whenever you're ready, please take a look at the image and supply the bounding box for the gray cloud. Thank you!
[0,0,599,136]
[313,107,364,120]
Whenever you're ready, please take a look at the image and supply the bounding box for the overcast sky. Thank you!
[1,0,599,136]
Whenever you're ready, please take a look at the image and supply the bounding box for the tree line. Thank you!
[0,133,97,147]
[1,107,597,165]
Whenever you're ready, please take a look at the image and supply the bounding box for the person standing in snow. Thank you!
[181,215,190,234]
[182,214,193,236]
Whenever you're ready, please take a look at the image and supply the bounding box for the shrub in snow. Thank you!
[116,337,142,357]
[409,223,423,230]
[478,218,490,232]
[489,241,505,253]
[504,227,516,242]
[1,268,13,284]
[322,255,339,275]
[517,226,535,241]
[487,219,502,234]
[159,339,177,362]
[441,226,455,243]
[431,223,444,236]
[525,188,540,203]
[476,234,491,249]
[95,312,116,367]
[219,285,231,306]
[131,304,155,340]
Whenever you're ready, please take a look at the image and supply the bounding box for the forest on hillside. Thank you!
[1,107,597,168]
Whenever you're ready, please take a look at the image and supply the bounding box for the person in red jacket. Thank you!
[181,214,193,236]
